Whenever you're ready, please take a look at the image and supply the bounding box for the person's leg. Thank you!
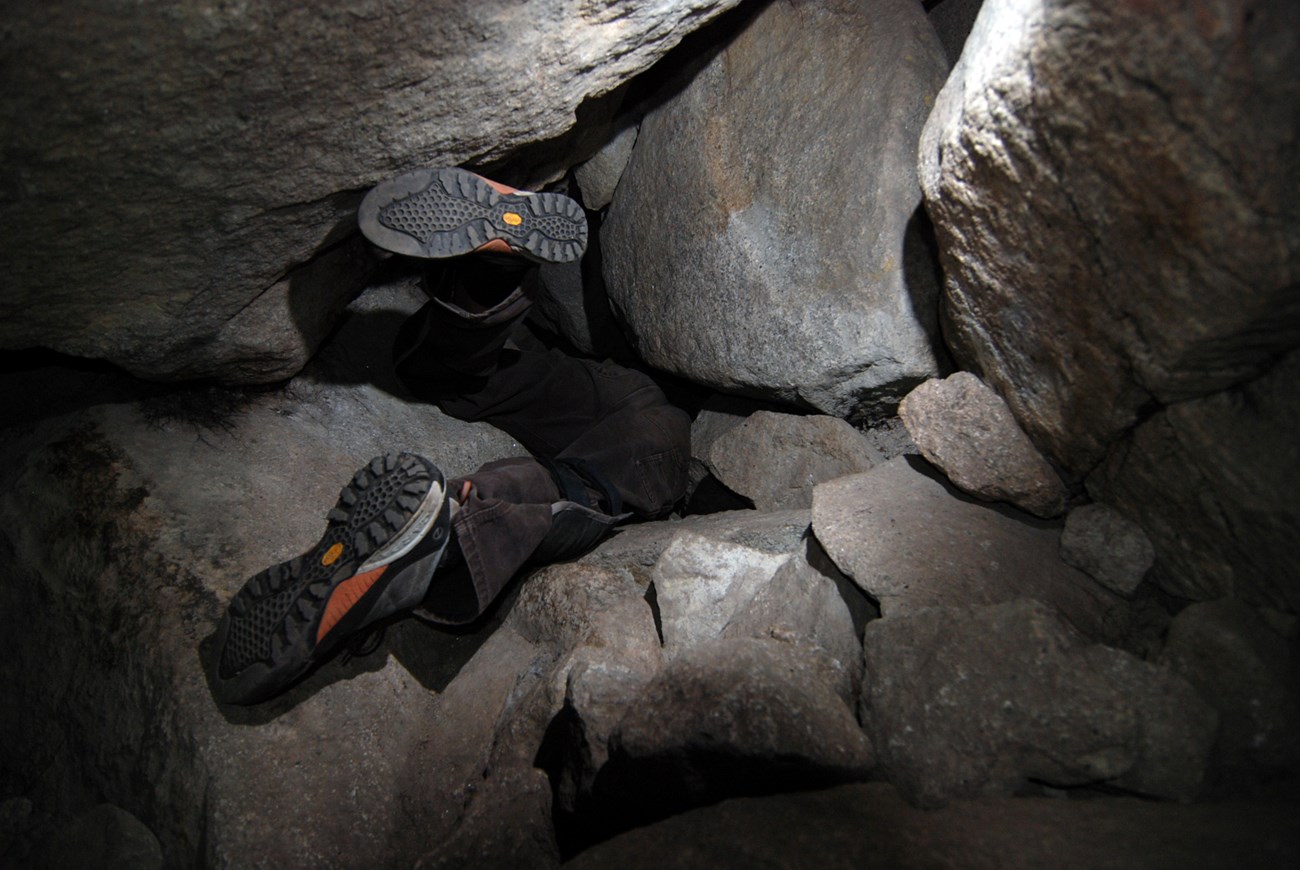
[209,166,685,705]
[395,258,690,623]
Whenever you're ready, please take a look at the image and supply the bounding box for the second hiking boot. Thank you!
[211,453,453,706]
[358,166,587,263]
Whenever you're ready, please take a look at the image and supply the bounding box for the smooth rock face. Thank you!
[573,123,639,210]
[705,411,883,511]
[603,0,950,418]
[862,600,1217,807]
[898,372,1067,517]
[1,0,746,382]
[811,457,1128,644]
[1059,503,1155,597]
[919,0,1300,478]
[1088,349,1300,612]
[1159,600,1300,789]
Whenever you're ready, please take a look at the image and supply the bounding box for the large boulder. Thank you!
[0,0,747,383]
[603,0,950,419]
[918,0,1300,478]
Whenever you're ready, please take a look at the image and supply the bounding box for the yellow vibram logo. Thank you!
[502,212,523,226]
[322,542,344,566]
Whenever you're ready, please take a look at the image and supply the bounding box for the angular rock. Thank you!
[2,0,747,382]
[1159,600,1300,790]
[564,781,1300,870]
[898,372,1067,517]
[1059,503,1155,597]
[918,0,1300,478]
[684,394,758,507]
[862,599,1217,807]
[416,767,558,870]
[573,123,639,211]
[554,618,665,814]
[704,411,883,511]
[579,508,810,588]
[651,532,792,660]
[721,536,866,692]
[416,563,662,870]
[603,637,875,821]
[811,457,1129,644]
[603,0,949,418]
[1088,349,1300,613]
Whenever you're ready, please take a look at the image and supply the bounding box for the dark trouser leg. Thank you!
[395,260,690,622]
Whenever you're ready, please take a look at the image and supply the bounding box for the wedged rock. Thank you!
[601,637,875,823]
[1059,503,1155,597]
[651,531,792,660]
[533,239,629,360]
[1159,600,1300,791]
[704,411,883,511]
[2,0,747,382]
[573,123,639,211]
[898,372,1067,518]
[578,508,810,588]
[603,0,950,418]
[918,0,1300,478]
[811,457,1130,645]
[684,393,761,507]
[862,599,1218,807]
[563,781,1300,870]
[1088,349,1300,613]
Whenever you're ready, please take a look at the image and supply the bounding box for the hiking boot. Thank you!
[358,166,587,263]
[211,453,453,705]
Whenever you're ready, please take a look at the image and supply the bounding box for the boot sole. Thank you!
[212,453,450,705]
[358,167,587,263]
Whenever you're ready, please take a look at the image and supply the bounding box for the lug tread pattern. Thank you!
[218,453,434,678]
[372,167,587,263]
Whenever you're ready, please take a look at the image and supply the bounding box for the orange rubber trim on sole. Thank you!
[317,565,388,643]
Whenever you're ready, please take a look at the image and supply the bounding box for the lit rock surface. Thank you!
[0,0,746,382]
[919,0,1300,478]
[603,0,950,418]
